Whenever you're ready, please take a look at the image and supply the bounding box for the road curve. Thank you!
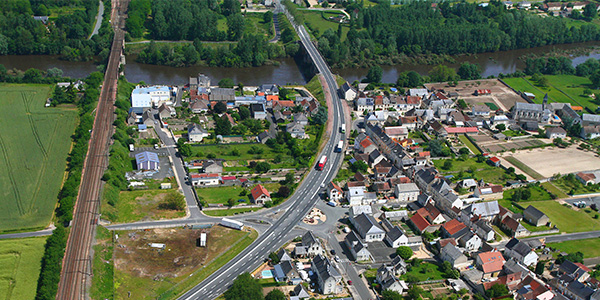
[56,0,128,299]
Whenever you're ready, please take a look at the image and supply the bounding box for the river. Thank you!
[1,41,600,85]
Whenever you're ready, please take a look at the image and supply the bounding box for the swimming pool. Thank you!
[261,270,273,278]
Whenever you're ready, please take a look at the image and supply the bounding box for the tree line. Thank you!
[34,71,104,300]
[316,0,600,68]
[0,0,113,62]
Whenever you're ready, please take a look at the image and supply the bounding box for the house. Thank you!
[377,267,409,294]
[273,260,300,283]
[277,248,292,262]
[476,251,506,278]
[582,113,600,126]
[344,231,373,262]
[251,184,271,204]
[293,113,309,125]
[440,243,468,268]
[340,82,357,100]
[33,16,49,24]
[327,182,343,202]
[292,284,310,299]
[135,151,160,171]
[142,110,155,128]
[473,185,504,200]
[250,103,267,120]
[409,213,434,234]
[512,102,551,123]
[257,84,279,95]
[209,88,235,102]
[349,205,372,220]
[158,103,174,119]
[286,122,307,139]
[557,260,590,283]
[382,210,408,221]
[504,238,539,267]
[358,137,378,154]
[409,88,428,97]
[458,231,482,251]
[311,255,342,295]
[474,220,496,242]
[576,172,600,185]
[385,226,409,248]
[472,104,491,117]
[356,97,374,112]
[546,127,567,139]
[417,203,446,224]
[131,86,171,108]
[190,173,220,186]
[368,150,385,167]
[190,99,209,113]
[347,186,367,206]
[501,216,529,237]
[188,123,209,142]
[565,281,595,300]
[394,183,420,203]
[523,205,550,227]
[441,219,469,239]
[581,125,600,139]
[296,231,323,257]
[352,213,386,242]
[488,156,501,167]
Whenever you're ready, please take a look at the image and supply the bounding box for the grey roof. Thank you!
[312,254,341,282]
[467,201,500,217]
[277,248,292,262]
[505,238,533,257]
[442,243,465,261]
[503,258,529,276]
[386,226,406,242]
[559,260,581,275]
[514,102,542,112]
[135,151,159,164]
[353,213,385,237]
[475,219,493,233]
[294,246,307,256]
[302,231,320,248]
[546,126,567,135]
[188,123,208,135]
[395,183,420,193]
[567,281,595,300]
[346,231,369,253]
[583,113,600,124]
[279,260,295,277]
[293,284,310,298]
[391,256,407,271]
[459,231,477,244]
[523,205,547,221]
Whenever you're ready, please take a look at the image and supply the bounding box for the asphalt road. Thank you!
[178,3,349,299]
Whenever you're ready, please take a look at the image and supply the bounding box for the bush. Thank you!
[159,192,186,210]
[396,246,413,260]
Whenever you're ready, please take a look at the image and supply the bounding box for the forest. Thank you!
[316,0,600,67]
[0,0,113,61]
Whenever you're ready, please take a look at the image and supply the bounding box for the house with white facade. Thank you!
[394,183,420,203]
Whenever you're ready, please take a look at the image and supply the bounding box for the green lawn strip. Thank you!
[503,156,544,180]
[0,237,47,300]
[189,143,292,162]
[520,221,554,232]
[548,238,600,258]
[498,199,522,214]
[0,84,78,232]
[502,77,547,103]
[458,134,481,155]
[545,75,600,111]
[541,182,569,199]
[197,186,250,205]
[203,207,263,216]
[91,227,114,300]
[503,185,552,202]
[399,262,447,282]
[299,9,349,41]
[433,157,513,184]
[158,229,258,300]
[520,200,600,233]
[305,74,325,104]
[552,175,600,195]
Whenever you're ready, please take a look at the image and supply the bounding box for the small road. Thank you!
[89,0,104,39]
[0,228,54,239]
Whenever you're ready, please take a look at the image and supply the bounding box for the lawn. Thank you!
[553,174,600,195]
[503,184,553,202]
[244,12,274,40]
[0,237,47,300]
[399,262,447,282]
[197,185,250,205]
[503,156,544,180]
[548,238,600,258]
[299,9,349,41]
[520,200,600,233]
[458,134,481,155]
[189,143,296,169]
[202,207,263,216]
[541,182,569,199]
[0,84,78,232]
[101,185,186,223]
[433,157,514,185]
[503,75,600,111]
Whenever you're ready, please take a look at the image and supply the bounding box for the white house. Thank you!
[504,238,539,267]
[327,182,344,202]
[352,213,385,242]
[188,124,209,142]
[385,226,409,248]
[311,255,342,295]
[190,173,220,186]
[131,86,171,108]
[340,82,357,101]
[394,183,420,203]
[458,231,482,252]
[344,231,373,262]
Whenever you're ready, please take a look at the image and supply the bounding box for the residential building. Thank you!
[251,184,270,204]
[344,231,373,262]
[577,171,600,185]
[473,185,504,200]
[504,238,539,267]
[352,213,386,242]
[409,213,435,234]
[158,103,174,119]
[462,201,500,221]
[311,255,342,295]
[582,113,600,126]
[209,88,235,102]
[382,210,408,221]
[377,267,409,294]
[458,231,482,251]
[416,203,446,224]
[394,183,420,203]
[581,125,600,139]
[440,243,468,268]
[297,231,323,257]
[286,121,307,139]
[546,127,567,139]
[277,248,292,262]
[273,260,300,283]
[476,251,506,278]
[385,226,409,248]
[523,205,550,227]
[327,182,343,202]
[349,205,372,219]
[188,123,209,142]
[190,173,220,186]
[501,216,529,237]
[474,220,495,241]
[135,151,160,171]
[441,219,469,239]
[250,103,267,120]
[340,82,357,100]
[131,85,171,108]
[472,104,491,117]
[292,284,310,299]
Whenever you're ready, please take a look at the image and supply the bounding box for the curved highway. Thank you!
[178,4,347,299]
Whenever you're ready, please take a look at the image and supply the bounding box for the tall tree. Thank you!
[224,273,264,300]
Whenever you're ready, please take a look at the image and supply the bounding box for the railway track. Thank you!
[56,0,129,299]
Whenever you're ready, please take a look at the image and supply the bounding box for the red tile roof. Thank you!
[442,219,467,236]
[418,151,431,157]
[478,251,505,274]
[406,96,421,104]
[191,173,220,179]
[266,95,279,101]
[444,127,479,134]
[221,176,237,181]
[416,203,442,223]
[488,157,501,164]
[360,138,373,149]
[577,172,596,182]
[251,184,270,199]
[330,181,343,193]
[438,238,457,248]
[410,213,432,232]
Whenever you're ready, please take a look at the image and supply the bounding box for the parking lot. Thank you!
[565,196,600,208]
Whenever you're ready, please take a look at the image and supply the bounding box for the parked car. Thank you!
[330,249,336,255]
[347,280,352,285]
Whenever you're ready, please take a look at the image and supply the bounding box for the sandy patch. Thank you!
[504,146,600,178]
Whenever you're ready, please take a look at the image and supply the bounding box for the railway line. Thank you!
[56,0,128,299]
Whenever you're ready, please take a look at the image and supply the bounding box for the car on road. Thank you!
[330,249,336,255]
[154,144,159,149]
[335,255,340,262]
[347,280,352,285]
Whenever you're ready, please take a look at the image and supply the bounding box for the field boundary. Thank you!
[504,156,544,180]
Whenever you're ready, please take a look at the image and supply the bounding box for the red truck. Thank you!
[317,155,327,170]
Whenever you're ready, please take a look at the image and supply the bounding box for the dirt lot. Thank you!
[468,133,549,153]
[425,79,526,112]
[498,146,600,178]
[114,226,248,299]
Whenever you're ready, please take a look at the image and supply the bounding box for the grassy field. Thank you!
[101,185,186,223]
[91,227,114,300]
[458,134,481,155]
[541,182,569,199]
[399,262,447,282]
[548,238,600,258]
[197,183,279,205]
[503,75,600,111]
[520,200,600,233]
[433,157,515,185]
[0,84,78,232]
[202,207,263,216]
[503,156,545,180]
[503,184,553,201]
[0,237,47,300]
[299,9,349,41]
[245,12,274,40]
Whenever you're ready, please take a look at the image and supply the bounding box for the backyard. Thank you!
[196,183,280,206]
[399,262,447,282]
[0,84,78,232]
[519,200,600,233]
[0,237,47,300]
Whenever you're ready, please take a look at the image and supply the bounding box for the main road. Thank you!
[178,4,349,300]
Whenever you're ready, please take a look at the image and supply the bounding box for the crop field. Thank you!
[0,84,78,232]
[0,237,46,300]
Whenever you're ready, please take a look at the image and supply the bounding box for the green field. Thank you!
[548,238,600,258]
[503,75,600,111]
[399,262,447,282]
[101,185,186,223]
[520,200,600,233]
[458,134,481,155]
[299,9,349,41]
[433,157,515,185]
[0,84,78,232]
[541,182,569,199]
[197,183,280,205]
[503,156,545,180]
[503,185,552,201]
[0,237,47,300]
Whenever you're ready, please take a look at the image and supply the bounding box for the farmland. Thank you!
[0,84,78,232]
[0,237,47,300]
[432,157,516,185]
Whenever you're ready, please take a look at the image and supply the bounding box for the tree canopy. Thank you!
[224,273,264,300]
